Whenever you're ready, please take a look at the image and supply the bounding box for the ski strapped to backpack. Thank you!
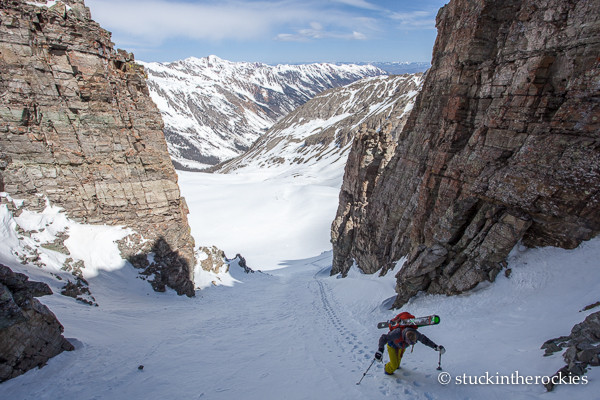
[376,314,440,329]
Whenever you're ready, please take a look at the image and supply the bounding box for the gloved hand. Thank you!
[436,345,446,355]
[375,349,383,362]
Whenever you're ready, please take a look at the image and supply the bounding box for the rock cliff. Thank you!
[0,263,74,382]
[331,0,600,308]
[542,310,600,391]
[0,0,196,295]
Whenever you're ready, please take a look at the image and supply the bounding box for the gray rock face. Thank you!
[331,0,600,308]
[541,311,600,391]
[0,263,74,382]
[0,0,196,296]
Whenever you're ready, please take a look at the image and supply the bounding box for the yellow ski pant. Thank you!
[385,345,406,374]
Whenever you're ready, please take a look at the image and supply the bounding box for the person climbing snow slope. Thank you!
[374,312,445,375]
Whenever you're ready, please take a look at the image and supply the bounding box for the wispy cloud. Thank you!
[85,0,444,62]
[390,10,438,30]
[87,0,375,44]
[87,0,317,42]
[331,0,382,11]
[276,28,367,42]
[275,15,375,42]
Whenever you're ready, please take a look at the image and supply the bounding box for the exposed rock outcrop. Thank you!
[61,276,97,306]
[331,0,600,308]
[541,311,600,391]
[0,0,196,295]
[197,245,227,276]
[0,263,74,382]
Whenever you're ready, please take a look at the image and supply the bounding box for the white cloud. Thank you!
[390,10,437,29]
[310,22,324,31]
[86,0,315,42]
[86,0,381,45]
[275,18,370,42]
[351,31,367,40]
[331,0,382,11]
[276,29,368,42]
[275,33,302,42]
[85,0,438,55]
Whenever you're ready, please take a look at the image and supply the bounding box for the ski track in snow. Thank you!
[311,265,438,400]
[314,271,370,367]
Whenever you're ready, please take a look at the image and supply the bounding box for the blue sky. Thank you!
[86,0,448,64]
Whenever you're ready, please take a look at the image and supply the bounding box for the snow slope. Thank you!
[1,194,599,400]
[177,169,344,271]
[140,56,385,170]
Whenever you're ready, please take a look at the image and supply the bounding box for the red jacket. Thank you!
[378,327,437,351]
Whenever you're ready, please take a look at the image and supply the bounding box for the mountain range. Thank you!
[217,74,424,179]
[140,56,386,170]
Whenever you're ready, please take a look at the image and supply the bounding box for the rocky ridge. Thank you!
[140,56,386,170]
[542,310,600,391]
[0,263,74,382]
[0,0,196,296]
[217,74,423,176]
[331,0,600,309]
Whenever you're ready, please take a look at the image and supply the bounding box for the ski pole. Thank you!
[356,358,376,385]
[437,349,442,371]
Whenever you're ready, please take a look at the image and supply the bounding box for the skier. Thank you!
[374,312,445,375]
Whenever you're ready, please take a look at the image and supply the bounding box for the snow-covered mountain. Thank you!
[139,56,386,170]
[216,74,424,179]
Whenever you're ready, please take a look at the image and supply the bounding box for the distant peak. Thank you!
[180,55,225,65]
